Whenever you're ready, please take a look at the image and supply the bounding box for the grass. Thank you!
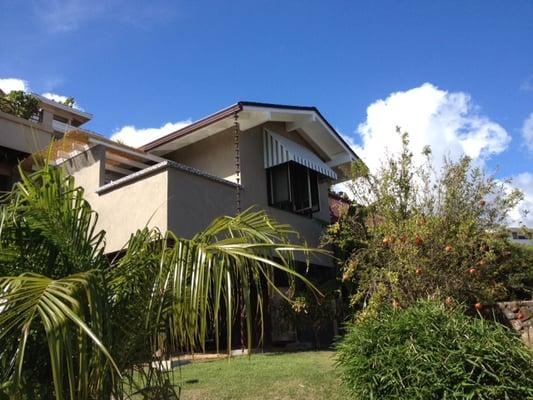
[173,351,348,400]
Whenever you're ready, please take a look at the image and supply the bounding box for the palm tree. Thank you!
[0,163,323,399]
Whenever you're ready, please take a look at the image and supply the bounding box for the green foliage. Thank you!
[336,300,533,400]
[323,130,532,315]
[281,279,340,347]
[0,164,111,399]
[63,97,75,107]
[0,163,322,399]
[0,90,40,120]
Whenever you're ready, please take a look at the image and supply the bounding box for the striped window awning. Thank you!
[263,130,337,179]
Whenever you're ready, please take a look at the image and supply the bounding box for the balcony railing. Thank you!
[52,120,76,133]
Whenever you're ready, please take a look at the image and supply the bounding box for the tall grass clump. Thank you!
[336,300,533,400]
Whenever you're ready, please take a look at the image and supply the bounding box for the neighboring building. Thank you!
[40,102,359,264]
[329,191,352,222]
[0,93,92,193]
[509,227,533,246]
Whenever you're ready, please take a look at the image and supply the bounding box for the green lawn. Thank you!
[174,351,349,400]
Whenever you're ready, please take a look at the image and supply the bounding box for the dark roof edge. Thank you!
[238,101,359,160]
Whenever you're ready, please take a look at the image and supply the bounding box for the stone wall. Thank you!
[495,300,533,347]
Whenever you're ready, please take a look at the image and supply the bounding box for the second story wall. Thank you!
[240,122,333,266]
[167,167,237,238]
[0,110,56,155]
[61,145,169,253]
[156,120,335,266]
[61,144,239,253]
[165,128,237,182]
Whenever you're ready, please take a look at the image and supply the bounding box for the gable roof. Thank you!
[142,102,356,155]
[140,101,362,182]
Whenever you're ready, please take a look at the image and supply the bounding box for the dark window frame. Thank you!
[266,161,320,217]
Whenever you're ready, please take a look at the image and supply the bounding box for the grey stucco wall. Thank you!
[166,166,236,238]
[165,128,237,182]
[0,111,56,154]
[65,146,169,253]
[164,120,334,266]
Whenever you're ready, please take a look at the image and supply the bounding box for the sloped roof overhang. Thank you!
[141,101,363,182]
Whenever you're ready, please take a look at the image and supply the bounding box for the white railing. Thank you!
[52,120,76,133]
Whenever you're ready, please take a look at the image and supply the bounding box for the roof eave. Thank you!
[140,101,361,168]
[32,93,93,121]
[140,103,243,151]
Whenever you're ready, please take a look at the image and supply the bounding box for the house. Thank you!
[20,100,360,347]
[329,191,352,222]
[509,227,533,246]
[0,93,92,193]
[44,102,360,271]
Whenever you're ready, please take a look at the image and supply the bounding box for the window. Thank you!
[53,115,69,123]
[267,161,320,216]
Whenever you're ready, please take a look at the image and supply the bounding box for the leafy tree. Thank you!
[0,163,321,399]
[63,97,75,107]
[0,90,39,120]
[323,129,532,317]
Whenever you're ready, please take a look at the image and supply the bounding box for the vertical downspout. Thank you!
[233,112,241,214]
[233,111,246,352]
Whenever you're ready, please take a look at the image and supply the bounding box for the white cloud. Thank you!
[41,92,83,110]
[338,83,530,227]
[522,113,533,153]
[507,172,533,227]
[42,92,69,103]
[0,78,29,93]
[110,120,192,148]
[351,83,511,172]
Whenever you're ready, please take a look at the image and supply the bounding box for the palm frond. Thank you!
[139,209,327,355]
[0,271,119,400]
[0,163,106,278]
[0,158,329,399]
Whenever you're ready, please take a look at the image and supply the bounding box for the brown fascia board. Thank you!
[140,103,242,152]
[140,101,360,162]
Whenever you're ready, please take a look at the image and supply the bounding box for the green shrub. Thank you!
[336,300,533,400]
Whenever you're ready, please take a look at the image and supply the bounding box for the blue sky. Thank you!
[1,0,532,222]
